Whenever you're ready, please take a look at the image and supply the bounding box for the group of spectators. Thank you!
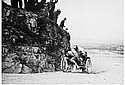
[10,0,42,10]
[10,0,66,29]
[11,0,23,8]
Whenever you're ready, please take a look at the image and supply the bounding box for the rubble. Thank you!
[2,1,71,73]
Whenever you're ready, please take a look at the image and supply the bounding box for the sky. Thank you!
[3,0,124,44]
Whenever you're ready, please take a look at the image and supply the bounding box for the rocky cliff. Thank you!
[2,1,71,73]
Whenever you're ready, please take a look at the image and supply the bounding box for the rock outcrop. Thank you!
[2,1,71,73]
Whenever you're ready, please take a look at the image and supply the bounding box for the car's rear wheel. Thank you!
[61,58,67,72]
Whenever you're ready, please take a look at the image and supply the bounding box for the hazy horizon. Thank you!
[71,38,124,45]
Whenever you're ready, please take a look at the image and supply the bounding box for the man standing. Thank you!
[11,0,17,8]
[11,0,23,8]
[35,0,46,10]
[24,0,38,11]
[49,0,58,20]
[24,0,28,9]
[60,18,66,29]
[18,0,23,8]
[53,9,61,23]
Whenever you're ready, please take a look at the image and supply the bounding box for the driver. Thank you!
[64,45,88,71]
[71,45,88,67]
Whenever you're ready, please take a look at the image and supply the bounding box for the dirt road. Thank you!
[2,50,124,84]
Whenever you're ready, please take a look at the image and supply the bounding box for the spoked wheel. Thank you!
[61,58,67,72]
[85,57,92,74]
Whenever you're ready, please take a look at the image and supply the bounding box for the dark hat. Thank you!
[64,17,66,20]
